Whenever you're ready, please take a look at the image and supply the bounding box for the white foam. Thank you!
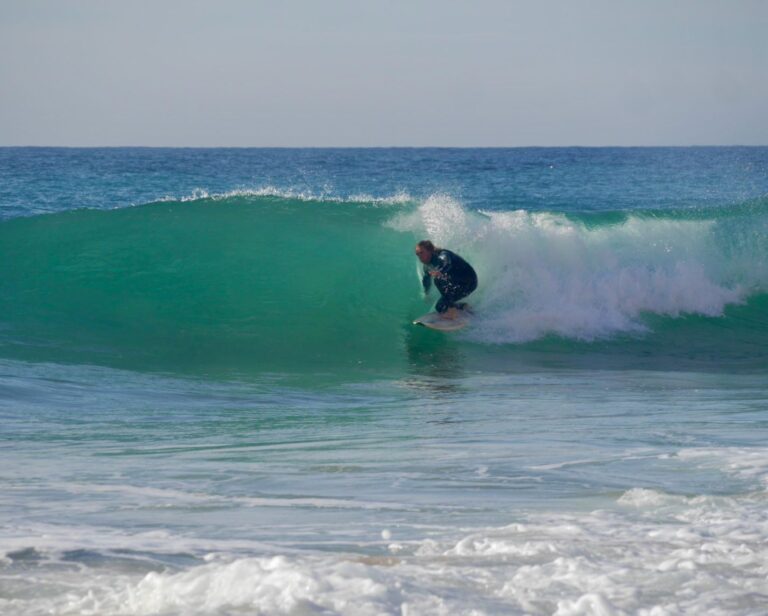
[671,447,768,487]
[160,186,414,206]
[617,487,689,508]
[391,196,759,343]
[5,482,768,615]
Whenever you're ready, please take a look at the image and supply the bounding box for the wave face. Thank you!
[1,194,767,373]
[0,196,420,373]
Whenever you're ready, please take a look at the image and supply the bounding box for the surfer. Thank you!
[416,240,478,316]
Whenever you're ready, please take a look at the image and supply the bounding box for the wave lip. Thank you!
[159,186,415,206]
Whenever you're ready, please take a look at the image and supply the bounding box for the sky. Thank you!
[0,0,766,147]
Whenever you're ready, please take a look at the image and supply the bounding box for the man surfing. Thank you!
[415,240,478,319]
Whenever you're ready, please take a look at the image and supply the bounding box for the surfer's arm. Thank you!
[432,251,452,278]
[422,268,432,292]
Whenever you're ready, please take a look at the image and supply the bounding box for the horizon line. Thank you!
[1,144,766,149]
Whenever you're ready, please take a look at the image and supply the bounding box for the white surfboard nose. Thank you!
[413,309,471,331]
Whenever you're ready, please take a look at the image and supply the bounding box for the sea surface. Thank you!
[1,147,768,615]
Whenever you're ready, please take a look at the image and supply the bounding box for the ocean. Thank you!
[1,147,767,614]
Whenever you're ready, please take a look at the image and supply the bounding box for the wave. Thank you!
[1,193,766,373]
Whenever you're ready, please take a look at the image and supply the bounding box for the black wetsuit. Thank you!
[422,249,478,313]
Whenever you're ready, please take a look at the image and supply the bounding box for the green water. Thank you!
[2,194,768,377]
[0,197,424,373]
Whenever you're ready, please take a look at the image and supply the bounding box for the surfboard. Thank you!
[413,309,471,331]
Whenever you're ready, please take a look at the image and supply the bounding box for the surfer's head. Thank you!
[415,240,436,264]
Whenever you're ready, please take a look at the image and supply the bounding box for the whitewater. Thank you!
[1,147,768,615]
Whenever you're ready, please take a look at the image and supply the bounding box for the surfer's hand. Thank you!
[429,271,443,279]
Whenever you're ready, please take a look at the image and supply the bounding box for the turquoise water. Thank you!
[1,148,768,614]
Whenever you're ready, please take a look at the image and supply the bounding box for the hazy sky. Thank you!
[1,0,766,146]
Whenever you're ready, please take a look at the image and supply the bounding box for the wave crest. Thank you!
[159,186,414,206]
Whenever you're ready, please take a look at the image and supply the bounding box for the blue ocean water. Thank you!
[1,147,768,614]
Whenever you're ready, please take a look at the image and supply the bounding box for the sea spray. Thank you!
[391,195,767,343]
